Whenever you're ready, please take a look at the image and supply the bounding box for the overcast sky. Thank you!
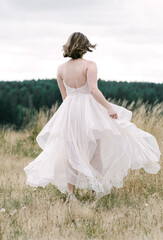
[0,0,163,83]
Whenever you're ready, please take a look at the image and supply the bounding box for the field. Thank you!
[0,100,163,240]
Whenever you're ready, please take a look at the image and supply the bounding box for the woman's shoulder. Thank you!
[57,61,67,73]
[57,62,65,69]
[57,59,97,69]
[83,59,97,68]
[83,58,96,64]
[83,59,97,71]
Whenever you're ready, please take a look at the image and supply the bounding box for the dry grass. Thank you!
[0,100,163,240]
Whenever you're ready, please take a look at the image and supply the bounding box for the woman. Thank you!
[24,32,161,204]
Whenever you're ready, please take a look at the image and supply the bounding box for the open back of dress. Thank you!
[24,78,161,199]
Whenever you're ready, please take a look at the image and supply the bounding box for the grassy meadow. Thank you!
[0,99,163,240]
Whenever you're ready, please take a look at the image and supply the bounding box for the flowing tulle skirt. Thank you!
[24,93,161,199]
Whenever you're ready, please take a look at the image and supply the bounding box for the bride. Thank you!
[24,32,161,204]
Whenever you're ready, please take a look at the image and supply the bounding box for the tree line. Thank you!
[0,78,162,130]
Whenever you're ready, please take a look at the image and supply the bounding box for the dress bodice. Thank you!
[63,81,91,96]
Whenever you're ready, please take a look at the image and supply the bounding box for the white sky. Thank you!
[0,0,163,83]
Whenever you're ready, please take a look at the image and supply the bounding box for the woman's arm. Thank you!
[57,64,67,101]
[86,61,118,119]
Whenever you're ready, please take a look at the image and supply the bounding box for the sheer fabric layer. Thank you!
[24,82,161,199]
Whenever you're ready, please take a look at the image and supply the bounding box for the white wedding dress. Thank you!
[24,80,161,199]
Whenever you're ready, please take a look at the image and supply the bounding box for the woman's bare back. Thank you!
[57,57,118,119]
[60,58,89,88]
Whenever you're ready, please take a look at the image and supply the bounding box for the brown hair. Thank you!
[62,32,97,59]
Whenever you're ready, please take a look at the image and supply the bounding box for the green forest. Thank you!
[0,78,162,130]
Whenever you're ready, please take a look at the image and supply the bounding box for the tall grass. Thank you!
[0,100,163,240]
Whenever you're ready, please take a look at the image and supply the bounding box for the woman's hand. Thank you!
[107,105,118,119]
